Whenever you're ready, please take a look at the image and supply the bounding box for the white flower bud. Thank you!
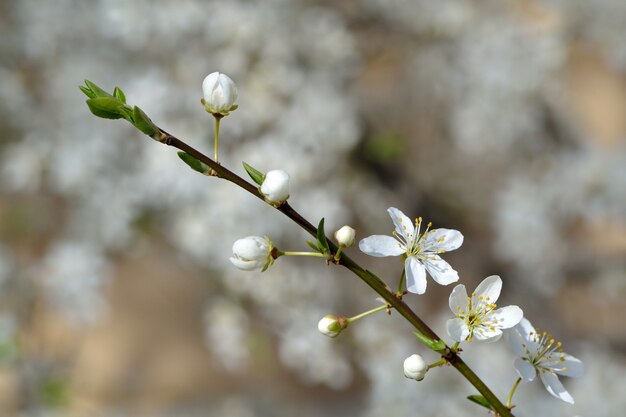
[334,225,356,247]
[260,170,290,203]
[229,236,274,272]
[202,72,238,116]
[403,354,428,381]
[317,314,347,338]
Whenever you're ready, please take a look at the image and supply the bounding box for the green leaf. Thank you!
[113,86,126,103]
[306,239,322,253]
[177,152,210,174]
[86,97,124,119]
[467,395,495,411]
[316,218,329,253]
[131,106,158,136]
[242,161,265,186]
[84,80,113,98]
[413,332,446,351]
[79,85,96,99]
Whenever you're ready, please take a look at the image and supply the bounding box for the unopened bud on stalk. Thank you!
[403,354,429,381]
[317,314,347,338]
[334,226,356,247]
[261,170,290,203]
[229,236,275,272]
[202,72,238,116]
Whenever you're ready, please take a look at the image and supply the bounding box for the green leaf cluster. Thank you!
[305,218,331,255]
[80,80,158,137]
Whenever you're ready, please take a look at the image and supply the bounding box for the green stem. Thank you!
[347,304,388,323]
[506,377,522,409]
[452,341,461,352]
[281,251,326,258]
[213,116,221,162]
[152,129,515,417]
[334,245,344,261]
[397,269,406,293]
[428,359,447,369]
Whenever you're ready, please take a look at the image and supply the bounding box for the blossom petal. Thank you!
[359,235,405,257]
[474,327,502,342]
[514,318,541,353]
[423,255,459,285]
[229,257,257,271]
[446,318,470,342]
[505,327,528,357]
[550,354,584,378]
[514,358,537,382]
[540,371,574,404]
[492,305,524,329]
[421,228,464,252]
[405,256,427,294]
[448,283,468,314]
[387,207,415,242]
[472,275,501,307]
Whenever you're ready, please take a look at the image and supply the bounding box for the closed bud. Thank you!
[317,314,347,338]
[403,354,429,381]
[334,225,356,247]
[260,170,290,203]
[202,72,238,116]
[229,236,274,272]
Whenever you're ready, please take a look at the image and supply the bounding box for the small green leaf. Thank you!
[467,395,495,411]
[113,86,126,103]
[413,331,446,351]
[79,85,96,99]
[86,97,124,119]
[84,80,113,98]
[131,106,158,136]
[242,161,265,186]
[178,152,210,174]
[316,218,329,253]
[306,239,322,253]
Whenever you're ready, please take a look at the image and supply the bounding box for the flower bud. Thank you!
[229,236,274,272]
[334,225,356,247]
[403,354,428,381]
[202,72,238,116]
[317,314,347,338]
[260,170,290,203]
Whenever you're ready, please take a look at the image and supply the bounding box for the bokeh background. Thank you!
[1,0,626,416]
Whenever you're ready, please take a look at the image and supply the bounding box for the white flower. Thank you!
[260,170,290,203]
[334,225,356,247]
[359,207,463,294]
[505,318,584,404]
[229,236,274,272]
[446,275,523,343]
[202,72,238,116]
[403,354,428,381]
[317,314,346,338]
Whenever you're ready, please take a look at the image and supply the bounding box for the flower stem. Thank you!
[397,269,406,293]
[428,359,447,369]
[333,245,344,261]
[452,341,461,352]
[213,116,221,162]
[347,304,388,323]
[506,377,522,409]
[153,128,516,417]
[281,251,326,258]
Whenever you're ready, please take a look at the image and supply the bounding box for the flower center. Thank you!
[455,293,498,340]
[524,328,567,373]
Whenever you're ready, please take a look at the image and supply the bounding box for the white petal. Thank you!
[229,257,257,271]
[492,305,524,329]
[474,327,502,342]
[421,228,464,252]
[446,318,470,342]
[514,358,537,382]
[505,327,528,357]
[387,207,415,242]
[359,235,405,257]
[540,371,574,404]
[448,284,468,314]
[405,257,427,294]
[514,318,541,353]
[551,354,584,378]
[423,255,459,285]
[472,275,502,306]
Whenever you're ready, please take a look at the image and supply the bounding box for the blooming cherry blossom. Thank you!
[505,318,584,404]
[359,207,463,294]
[446,275,523,342]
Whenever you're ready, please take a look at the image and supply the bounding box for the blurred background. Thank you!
[1,0,625,416]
